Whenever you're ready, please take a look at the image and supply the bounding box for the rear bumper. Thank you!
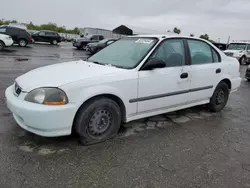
[230,77,242,92]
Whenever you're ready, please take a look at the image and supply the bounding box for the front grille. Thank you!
[225,52,233,56]
[14,82,22,96]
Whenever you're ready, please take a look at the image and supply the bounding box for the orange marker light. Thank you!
[44,101,66,105]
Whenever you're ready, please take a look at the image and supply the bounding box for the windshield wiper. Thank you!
[89,61,105,66]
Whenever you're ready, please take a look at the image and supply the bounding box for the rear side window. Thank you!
[7,28,19,35]
[212,49,219,62]
[92,35,99,40]
[99,35,104,40]
[46,32,57,36]
[0,28,6,33]
[187,40,214,65]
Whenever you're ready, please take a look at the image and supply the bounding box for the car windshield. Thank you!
[228,43,246,50]
[88,37,158,69]
[99,39,110,44]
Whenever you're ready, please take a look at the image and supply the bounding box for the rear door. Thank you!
[6,27,19,42]
[36,31,46,42]
[187,39,222,103]
[137,38,191,113]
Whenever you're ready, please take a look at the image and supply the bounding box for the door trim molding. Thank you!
[129,85,213,103]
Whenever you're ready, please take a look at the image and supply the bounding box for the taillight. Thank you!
[28,35,32,39]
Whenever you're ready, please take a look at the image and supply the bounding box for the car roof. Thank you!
[127,34,210,42]
[229,42,250,44]
[40,30,57,33]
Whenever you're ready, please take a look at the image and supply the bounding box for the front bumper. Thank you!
[5,85,78,137]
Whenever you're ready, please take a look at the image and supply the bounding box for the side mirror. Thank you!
[142,59,166,70]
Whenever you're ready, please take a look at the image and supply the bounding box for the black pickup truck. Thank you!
[73,34,104,50]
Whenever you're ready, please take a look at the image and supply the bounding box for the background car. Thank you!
[32,30,62,45]
[73,34,104,50]
[0,33,13,50]
[86,38,117,54]
[0,26,33,47]
[224,42,250,65]
[245,65,250,82]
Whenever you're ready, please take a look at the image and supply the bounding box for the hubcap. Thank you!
[87,110,112,137]
[20,40,26,46]
[53,40,57,44]
[242,57,246,64]
[216,90,225,105]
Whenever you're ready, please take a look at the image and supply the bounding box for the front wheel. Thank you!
[0,41,5,51]
[51,40,58,45]
[75,97,121,145]
[240,56,246,65]
[208,82,229,112]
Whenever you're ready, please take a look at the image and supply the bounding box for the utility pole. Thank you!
[227,36,230,45]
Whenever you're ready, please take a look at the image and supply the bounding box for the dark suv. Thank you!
[0,26,33,47]
[32,30,62,45]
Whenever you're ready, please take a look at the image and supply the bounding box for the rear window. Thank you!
[0,27,6,33]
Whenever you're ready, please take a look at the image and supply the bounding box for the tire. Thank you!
[240,56,246,65]
[19,39,27,47]
[0,41,5,51]
[76,47,82,50]
[75,97,121,145]
[247,79,250,82]
[51,40,58,45]
[208,82,229,112]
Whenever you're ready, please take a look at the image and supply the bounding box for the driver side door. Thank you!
[136,39,191,114]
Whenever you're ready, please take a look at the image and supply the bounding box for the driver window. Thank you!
[151,39,185,67]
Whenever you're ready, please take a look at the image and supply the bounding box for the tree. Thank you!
[173,27,181,34]
[199,34,209,40]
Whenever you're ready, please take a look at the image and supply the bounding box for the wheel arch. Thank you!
[0,40,5,46]
[72,93,127,133]
[218,78,232,90]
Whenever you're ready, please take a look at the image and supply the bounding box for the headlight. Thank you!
[5,36,12,39]
[25,88,68,105]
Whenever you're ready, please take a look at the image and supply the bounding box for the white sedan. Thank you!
[0,33,13,50]
[5,35,241,145]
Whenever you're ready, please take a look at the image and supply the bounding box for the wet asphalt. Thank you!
[0,43,250,188]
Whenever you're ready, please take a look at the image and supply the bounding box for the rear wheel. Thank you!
[75,97,121,145]
[19,39,27,47]
[0,41,5,51]
[240,56,246,65]
[51,40,58,45]
[208,82,229,112]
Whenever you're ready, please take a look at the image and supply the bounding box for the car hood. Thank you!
[224,50,242,53]
[16,60,124,92]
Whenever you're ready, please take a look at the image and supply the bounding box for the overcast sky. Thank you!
[1,0,250,42]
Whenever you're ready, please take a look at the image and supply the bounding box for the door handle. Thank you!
[216,68,221,74]
[180,73,188,79]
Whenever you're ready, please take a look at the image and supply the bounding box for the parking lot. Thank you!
[0,43,250,188]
